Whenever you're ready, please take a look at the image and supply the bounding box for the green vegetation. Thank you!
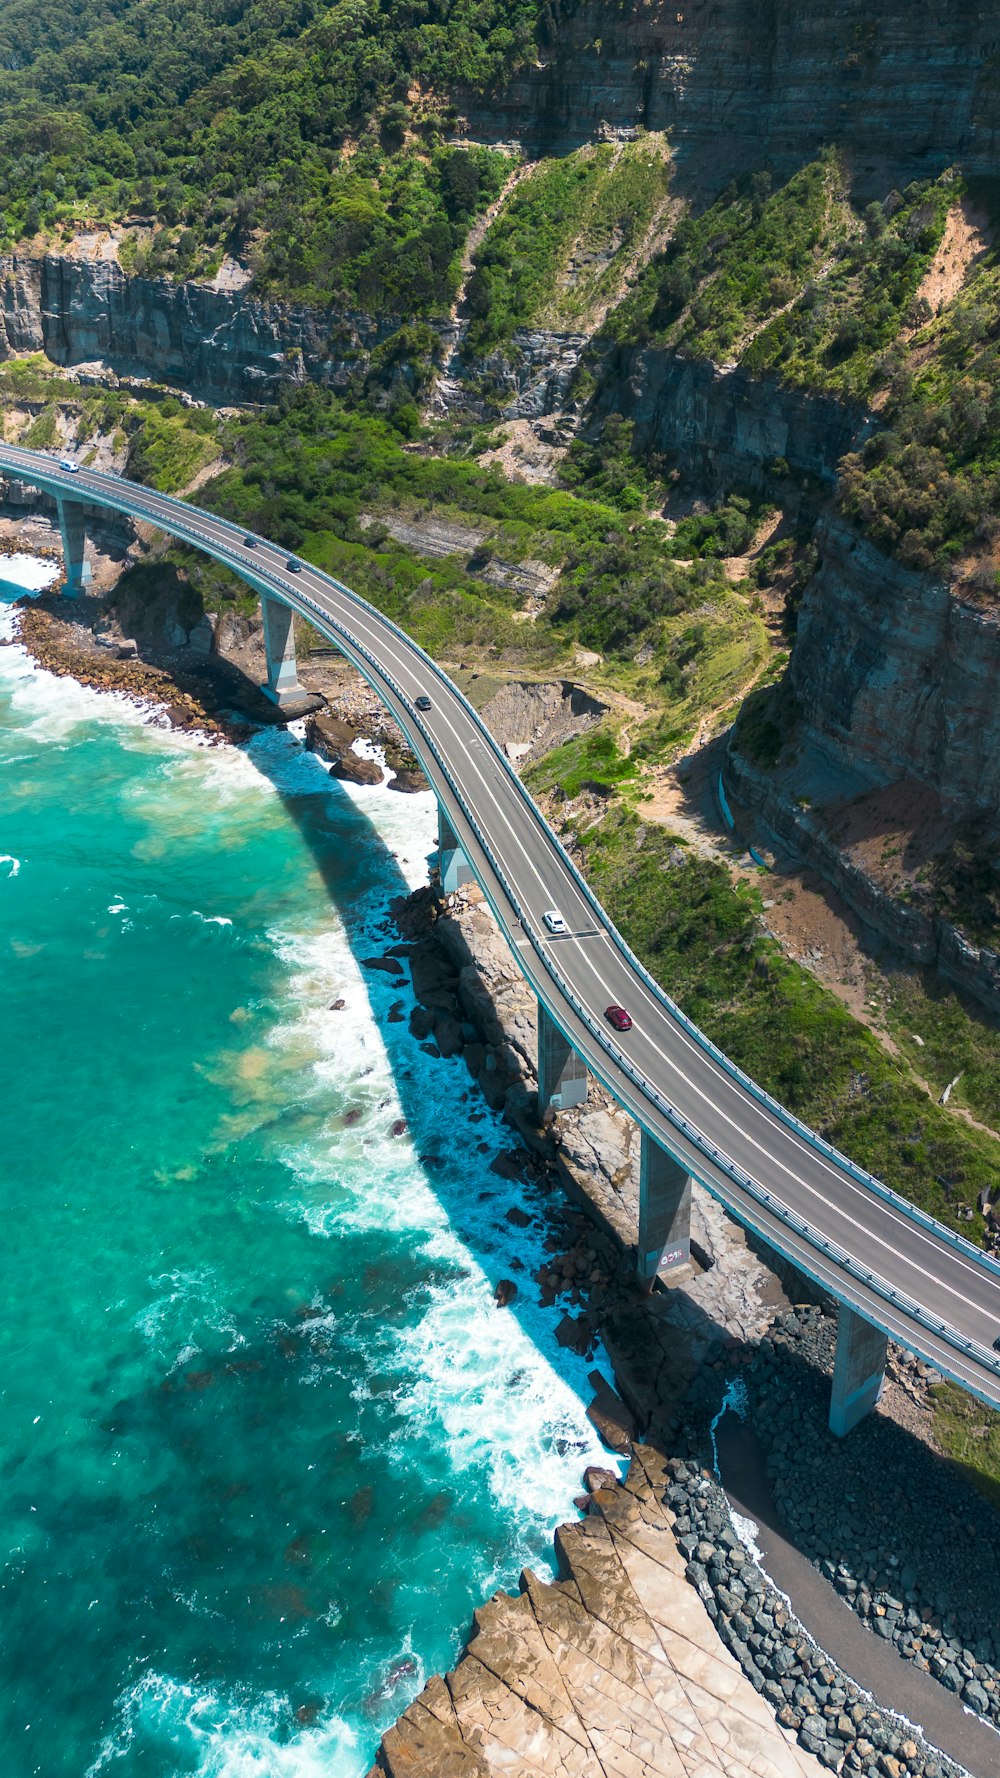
[525,728,638,800]
[465,137,670,353]
[0,356,220,493]
[881,966,1000,1132]
[609,153,953,402]
[839,221,1000,575]
[576,808,999,1231]
[190,387,769,696]
[930,1383,1000,1509]
[0,0,529,306]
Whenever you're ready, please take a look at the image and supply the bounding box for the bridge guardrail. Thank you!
[231,563,999,1387]
[8,450,1000,1377]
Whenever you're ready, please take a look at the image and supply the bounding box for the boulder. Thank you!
[585,1371,636,1455]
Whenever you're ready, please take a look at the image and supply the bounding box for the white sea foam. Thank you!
[0,853,20,877]
[86,1672,362,1778]
[0,552,60,594]
[0,600,172,742]
[259,797,617,1535]
[133,1267,246,1370]
[6,610,619,1765]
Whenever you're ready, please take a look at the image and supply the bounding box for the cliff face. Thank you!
[593,348,868,486]
[0,255,398,402]
[474,0,1000,194]
[790,516,1000,814]
[720,514,1000,1007]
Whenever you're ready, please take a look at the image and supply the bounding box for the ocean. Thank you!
[0,557,613,1777]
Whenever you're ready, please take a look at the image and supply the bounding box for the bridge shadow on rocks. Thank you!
[238,721,731,1451]
[1,720,730,1776]
[712,1304,1000,1773]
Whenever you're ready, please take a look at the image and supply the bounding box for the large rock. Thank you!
[305,711,382,784]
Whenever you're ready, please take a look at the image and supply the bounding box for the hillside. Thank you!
[3,0,1000,1207]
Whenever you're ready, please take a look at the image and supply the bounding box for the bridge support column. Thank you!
[57,499,91,595]
[637,1131,691,1289]
[829,1304,887,1437]
[537,1002,588,1114]
[260,594,303,707]
[438,805,475,894]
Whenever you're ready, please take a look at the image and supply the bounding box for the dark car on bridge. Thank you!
[415,695,433,712]
[605,1005,633,1032]
[287,557,303,572]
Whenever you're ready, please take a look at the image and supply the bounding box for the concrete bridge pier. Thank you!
[537,1002,588,1114]
[829,1303,888,1436]
[438,805,476,894]
[260,593,304,706]
[637,1131,692,1289]
[58,499,92,594]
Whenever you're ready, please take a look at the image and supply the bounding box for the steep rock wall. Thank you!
[725,741,1000,1017]
[470,0,1000,194]
[593,347,868,485]
[0,254,398,402]
[789,516,1000,813]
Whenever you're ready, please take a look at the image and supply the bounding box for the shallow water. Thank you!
[0,569,613,1778]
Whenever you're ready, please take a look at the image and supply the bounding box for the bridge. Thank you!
[5,440,1000,1437]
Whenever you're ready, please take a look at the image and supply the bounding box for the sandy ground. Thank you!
[916,198,992,316]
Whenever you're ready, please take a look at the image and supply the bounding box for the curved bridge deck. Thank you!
[5,442,1000,1420]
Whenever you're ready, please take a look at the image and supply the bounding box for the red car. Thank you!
[605,1005,633,1033]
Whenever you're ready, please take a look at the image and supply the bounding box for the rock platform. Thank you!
[367,1446,825,1778]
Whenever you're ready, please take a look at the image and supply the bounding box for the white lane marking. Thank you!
[317,584,1000,1326]
[561,929,998,1327]
[14,456,1000,1343]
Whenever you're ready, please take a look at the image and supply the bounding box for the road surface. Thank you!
[4,443,1000,1408]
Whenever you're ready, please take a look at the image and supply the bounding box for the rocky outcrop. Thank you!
[790,515,1000,813]
[465,0,1000,197]
[304,712,383,784]
[470,327,591,418]
[479,678,607,765]
[368,1447,828,1778]
[594,350,869,487]
[0,254,399,402]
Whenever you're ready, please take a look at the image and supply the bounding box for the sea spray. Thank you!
[0,577,613,1778]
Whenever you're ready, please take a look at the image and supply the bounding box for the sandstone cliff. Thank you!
[467,0,1000,195]
[789,516,1000,812]
[0,255,398,403]
[720,512,1000,1009]
[592,348,868,486]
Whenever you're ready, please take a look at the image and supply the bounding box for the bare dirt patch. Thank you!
[815,776,946,899]
[476,416,571,486]
[915,199,991,316]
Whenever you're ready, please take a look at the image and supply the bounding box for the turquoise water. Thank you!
[0,577,612,1777]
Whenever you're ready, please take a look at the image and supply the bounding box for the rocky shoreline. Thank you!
[6,592,432,790]
[11,593,1000,1777]
[365,873,1000,1778]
